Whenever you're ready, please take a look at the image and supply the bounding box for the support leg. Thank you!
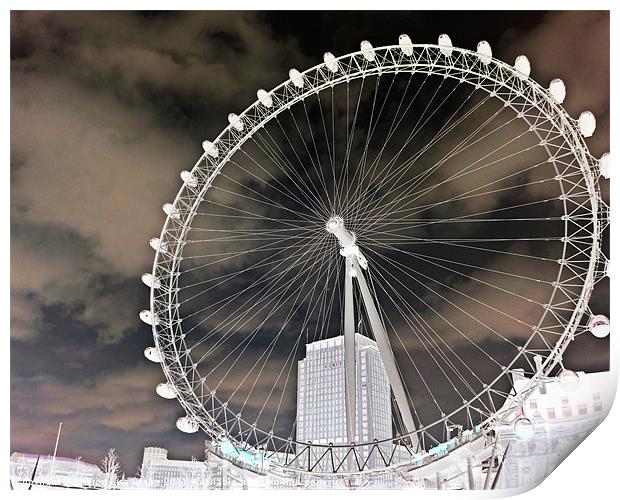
[344,258,356,447]
[351,258,418,448]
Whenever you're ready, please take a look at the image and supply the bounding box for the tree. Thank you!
[100,448,122,489]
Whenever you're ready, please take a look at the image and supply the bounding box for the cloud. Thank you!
[11,11,309,120]
[506,11,609,155]
[10,11,309,343]
[11,365,193,470]
[10,10,314,470]
[11,220,144,344]
[10,291,42,341]
[13,366,164,424]
[11,75,194,276]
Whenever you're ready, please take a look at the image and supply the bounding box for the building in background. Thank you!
[140,447,208,489]
[495,370,613,490]
[10,452,105,490]
[9,369,614,490]
[296,334,394,471]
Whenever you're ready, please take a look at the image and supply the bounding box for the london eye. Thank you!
[140,35,609,477]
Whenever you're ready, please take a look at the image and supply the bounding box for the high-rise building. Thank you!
[296,333,393,470]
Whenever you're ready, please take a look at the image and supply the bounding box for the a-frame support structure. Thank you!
[327,216,418,450]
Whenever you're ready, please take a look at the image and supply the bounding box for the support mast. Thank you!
[326,216,418,449]
[344,258,357,446]
[351,258,418,443]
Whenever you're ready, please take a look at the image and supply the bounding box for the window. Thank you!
[593,392,601,401]
[594,401,603,412]
[561,406,572,418]
[529,399,538,410]
[547,408,556,419]
[577,404,588,416]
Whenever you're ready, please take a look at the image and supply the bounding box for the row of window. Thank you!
[533,403,603,419]
[529,392,602,409]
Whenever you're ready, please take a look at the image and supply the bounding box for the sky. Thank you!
[10,11,609,474]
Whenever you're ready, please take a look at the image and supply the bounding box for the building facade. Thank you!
[140,447,209,489]
[9,453,105,490]
[495,370,613,490]
[296,334,393,471]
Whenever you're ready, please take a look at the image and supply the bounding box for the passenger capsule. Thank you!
[180,170,198,188]
[156,382,176,399]
[578,111,596,138]
[289,69,304,88]
[360,40,375,62]
[589,314,610,338]
[605,259,612,279]
[162,203,180,219]
[144,346,162,363]
[256,89,273,108]
[438,34,453,57]
[176,416,200,433]
[514,55,531,79]
[476,41,492,65]
[149,237,168,254]
[202,140,219,158]
[228,113,244,132]
[398,34,413,56]
[139,309,159,326]
[558,369,579,392]
[599,152,610,179]
[141,273,161,289]
[513,417,535,440]
[323,52,339,73]
[548,79,566,104]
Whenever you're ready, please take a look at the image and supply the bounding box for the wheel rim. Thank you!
[148,43,604,474]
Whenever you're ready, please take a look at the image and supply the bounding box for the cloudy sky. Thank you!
[10,11,609,473]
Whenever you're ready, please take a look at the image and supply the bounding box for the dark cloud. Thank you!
[10,11,310,344]
[11,10,310,471]
[11,365,204,472]
[11,219,145,344]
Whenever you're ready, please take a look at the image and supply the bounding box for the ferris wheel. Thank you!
[140,34,609,476]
